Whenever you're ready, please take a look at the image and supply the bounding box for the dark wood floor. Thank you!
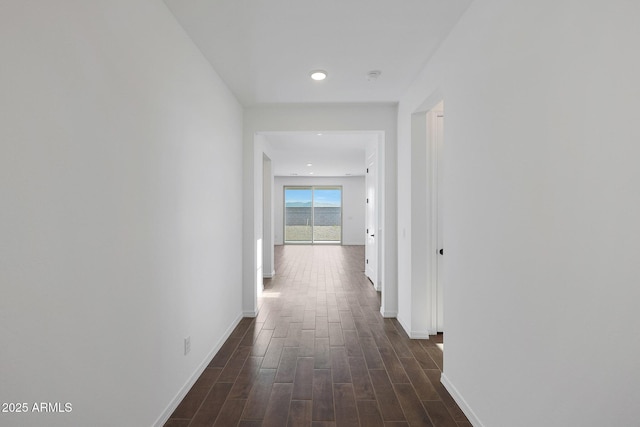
[165,245,471,427]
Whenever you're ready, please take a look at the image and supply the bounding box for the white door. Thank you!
[435,112,444,332]
[365,153,378,287]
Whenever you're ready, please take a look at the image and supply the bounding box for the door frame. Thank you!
[405,98,445,337]
[426,102,444,334]
[365,151,379,289]
[249,130,388,317]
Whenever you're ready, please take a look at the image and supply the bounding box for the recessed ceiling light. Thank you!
[317,133,322,136]
[306,163,313,167]
[310,70,327,81]
[309,172,314,175]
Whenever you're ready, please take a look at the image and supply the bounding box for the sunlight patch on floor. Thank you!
[261,292,281,298]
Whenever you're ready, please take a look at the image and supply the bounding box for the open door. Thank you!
[424,101,445,333]
[434,109,444,332]
[365,152,378,287]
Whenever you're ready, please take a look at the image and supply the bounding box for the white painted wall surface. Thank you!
[397,1,640,425]
[263,156,275,277]
[274,176,366,246]
[243,104,398,317]
[0,1,243,426]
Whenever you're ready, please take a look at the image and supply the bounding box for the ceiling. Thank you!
[163,1,471,177]
[163,0,472,106]
[262,132,377,177]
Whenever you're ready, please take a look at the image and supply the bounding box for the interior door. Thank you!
[435,112,444,332]
[365,153,378,286]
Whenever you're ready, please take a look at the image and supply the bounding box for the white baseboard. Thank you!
[410,331,430,339]
[243,310,258,317]
[154,313,243,427]
[263,270,275,279]
[380,309,397,318]
[396,314,432,339]
[364,274,381,292]
[396,314,410,336]
[441,373,484,427]
[397,315,431,339]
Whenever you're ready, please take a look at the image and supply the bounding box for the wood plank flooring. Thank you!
[165,245,470,427]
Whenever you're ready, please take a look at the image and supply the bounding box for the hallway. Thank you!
[165,245,470,426]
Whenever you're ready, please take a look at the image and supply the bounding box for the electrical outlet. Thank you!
[184,336,191,355]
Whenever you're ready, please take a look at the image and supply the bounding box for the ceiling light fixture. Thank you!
[306,163,313,167]
[310,70,327,81]
[309,172,314,175]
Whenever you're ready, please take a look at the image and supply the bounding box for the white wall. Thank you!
[263,155,275,277]
[397,0,640,425]
[274,176,366,246]
[0,1,243,426]
[244,104,397,317]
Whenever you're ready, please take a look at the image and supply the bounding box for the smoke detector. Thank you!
[366,70,382,82]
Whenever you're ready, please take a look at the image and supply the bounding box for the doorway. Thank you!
[250,130,388,319]
[427,101,445,333]
[365,152,378,287]
[284,186,342,244]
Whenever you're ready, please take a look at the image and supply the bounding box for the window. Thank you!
[284,186,342,244]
